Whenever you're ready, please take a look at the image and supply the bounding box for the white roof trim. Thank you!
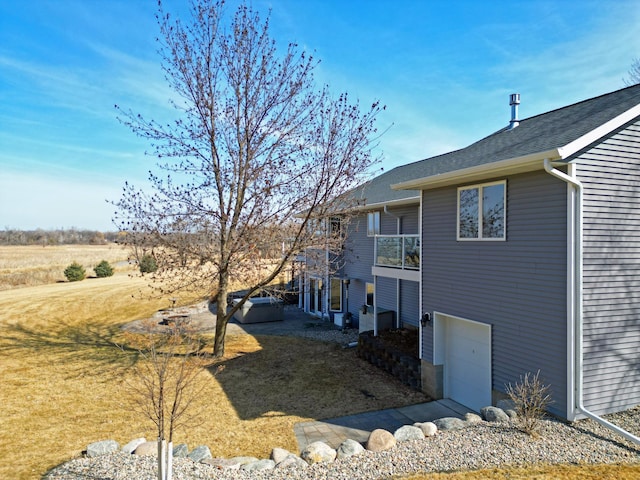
[361,195,420,210]
[557,102,640,159]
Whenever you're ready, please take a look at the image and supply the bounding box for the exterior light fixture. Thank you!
[421,312,431,327]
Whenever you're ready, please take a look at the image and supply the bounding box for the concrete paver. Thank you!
[294,399,474,450]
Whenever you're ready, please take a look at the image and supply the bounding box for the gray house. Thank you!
[392,84,640,421]
[299,163,422,333]
[301,84,640,426]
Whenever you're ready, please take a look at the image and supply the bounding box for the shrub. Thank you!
[64,262,86,282]
[139,254,158,274]
[94,260,114,278]
[506,370,552,437]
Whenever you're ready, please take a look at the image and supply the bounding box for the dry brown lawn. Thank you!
[0,244,131,290]
[1,248,637,480]
[0,269,429,479]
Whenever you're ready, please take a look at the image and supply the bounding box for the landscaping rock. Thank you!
[300,441,337,464]
[188,445,212,463]
[497,399,518,419]
[87,440,119,458]
[481,406,510,423]
[121,438,146,454]
[270,447,291,464]
[433,417,466,431]
[241,459,276,471]
[464,413,483,424]
[133,441,157,456]
[229,456,260,467]
[414,421,438,437]
[172,443,188,458]
[336,439,365,459]
[201,458,241,469]
[394,425,425,442]
[275,454,308,469]
[504,409,518,419]
[366,429,396,452]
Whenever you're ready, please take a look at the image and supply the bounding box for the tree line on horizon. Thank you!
[0,228,122,246]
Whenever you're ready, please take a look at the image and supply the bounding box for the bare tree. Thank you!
[123,323,220,480]
[114,0,383,356]
[624,57,640,86]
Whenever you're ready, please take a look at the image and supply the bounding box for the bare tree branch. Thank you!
[114,0,383,356]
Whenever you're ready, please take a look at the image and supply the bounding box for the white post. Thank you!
[157,438,166,480]
[166,442,173,480]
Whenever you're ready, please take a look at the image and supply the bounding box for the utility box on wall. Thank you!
[359,308,394,333]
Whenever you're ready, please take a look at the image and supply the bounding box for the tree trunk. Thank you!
[213,275,229,357]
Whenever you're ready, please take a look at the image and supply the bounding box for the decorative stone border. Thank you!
[84,403,517,472]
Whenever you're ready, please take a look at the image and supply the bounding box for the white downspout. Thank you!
[544,159,640,445]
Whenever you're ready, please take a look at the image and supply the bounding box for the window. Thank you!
[457,181,506,240]
[367,211,380,236]
[330,277,342,311]
[365,282,374,307]
[329,217,342,236]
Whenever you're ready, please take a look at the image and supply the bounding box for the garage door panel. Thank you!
[442,315,492,413]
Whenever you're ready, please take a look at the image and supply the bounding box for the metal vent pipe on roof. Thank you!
[509,93,520,129]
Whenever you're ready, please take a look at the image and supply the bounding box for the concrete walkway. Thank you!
[294,399,475,450]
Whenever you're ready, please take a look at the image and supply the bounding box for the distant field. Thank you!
[0,244,131,290]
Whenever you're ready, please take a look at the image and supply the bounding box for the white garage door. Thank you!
[440,314,492,412]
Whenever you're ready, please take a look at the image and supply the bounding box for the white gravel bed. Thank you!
[45,408,640,480]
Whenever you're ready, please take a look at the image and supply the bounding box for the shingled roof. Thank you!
[353,83,640,207]
[393,83,640,191]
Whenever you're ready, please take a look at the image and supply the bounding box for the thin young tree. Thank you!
[115,0,383,357]
[123,323,220,480]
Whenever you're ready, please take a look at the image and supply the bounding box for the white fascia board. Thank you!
[392,149,560,191]
[371,265,420,282]
[557,103,640,159]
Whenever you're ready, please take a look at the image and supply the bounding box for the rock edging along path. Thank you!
[46,401,640,479]
[73,404,505,474]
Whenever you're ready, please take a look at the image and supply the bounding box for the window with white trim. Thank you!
[367,211,380,236]
[457,181,506,241]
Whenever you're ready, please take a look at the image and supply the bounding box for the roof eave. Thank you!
[391,149,561,191]
[557,102,640,159]
[360,195,421,211]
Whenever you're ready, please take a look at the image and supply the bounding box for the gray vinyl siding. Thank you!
[400,279,420,328]
[381,205,420,235]
[343,213,375,325]
[376,276,398,324]
[575,119,640,415]
[421,171,569,417]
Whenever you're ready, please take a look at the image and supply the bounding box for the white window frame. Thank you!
[367,211,380,237]
[457,180,506,241]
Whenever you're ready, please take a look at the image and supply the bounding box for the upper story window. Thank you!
[457,181,506,241]
[367,211,380,237]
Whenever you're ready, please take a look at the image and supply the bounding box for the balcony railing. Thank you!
[375,234,420,270]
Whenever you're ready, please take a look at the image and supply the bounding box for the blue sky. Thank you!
[1,0,639,231]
